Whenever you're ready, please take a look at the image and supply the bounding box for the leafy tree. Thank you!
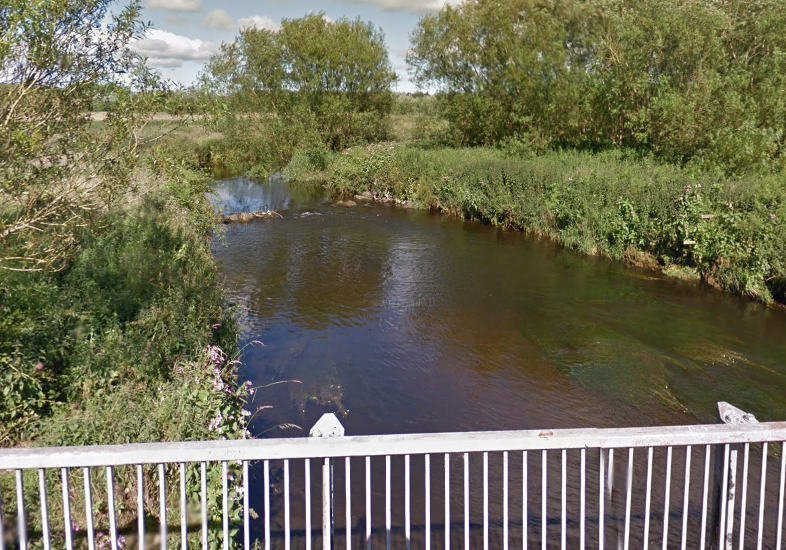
[0,0,165,272]
[408,0,786,172]
[201,12,397,159]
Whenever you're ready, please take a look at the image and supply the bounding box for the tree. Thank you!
[407,0,595,147]
[0,0,164,272]
[202,13,397,155]
[408,0,786,172]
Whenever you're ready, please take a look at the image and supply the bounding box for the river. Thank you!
[210,176,786,547]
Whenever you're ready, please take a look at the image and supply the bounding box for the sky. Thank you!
[132,0,457,92]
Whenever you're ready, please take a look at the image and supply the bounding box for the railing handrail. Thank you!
[2,421,786,470]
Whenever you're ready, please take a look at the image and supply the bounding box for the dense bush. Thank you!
[0,175,238,443]
[298,145,786,302]
[408,0,786,173]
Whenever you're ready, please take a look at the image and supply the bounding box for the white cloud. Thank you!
[132,29,218,69]
[145,0,203,12]
[326,0,459,14]
[237,14,280,31]
[199,9,235,30]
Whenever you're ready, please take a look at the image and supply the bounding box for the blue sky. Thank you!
[133,0,455,92]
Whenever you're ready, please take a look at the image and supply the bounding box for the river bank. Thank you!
[283,143,786,305]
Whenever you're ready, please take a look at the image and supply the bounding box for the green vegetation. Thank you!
[287,144,786,302]
[0,0,250,448]
[0,1,259,546]
[197,12,397,177]
[408,0,786,174]
[278,0,786,305]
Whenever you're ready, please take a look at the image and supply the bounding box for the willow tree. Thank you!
[407,0,597,147]
[408,0,786,172]
[0,0,164,272]
[202,13,397,157]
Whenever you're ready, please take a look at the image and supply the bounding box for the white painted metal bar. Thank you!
[386,455,391,550]
[222,462,229,550]
[662,446,673,550]
[139,464,147,550]
[719,445,730,550]
[777,442,786,550]
[680,446,691,550]
[464,453,469,550]
[503,451,509,550]
[0,472,5,550]
[643,447,653,550]
[285,459,291,550]
[738,444,750,550]
[161,463,168,550]
[426,453,432,550]
[561,450,567,550]
[366,456,371,550]
[319,458,326,550]
[243,461,250,550]
[5,423,786,469]
[158,464,166,550]
[542,450,547,550]
[700,446,710,550]
[445,453,451,550]
[4,407,786,550]
[264,460,270,550]
[579,449,587,550]
[201,462,207,550]
[624,448,633,550]
[181,463,187,550]
[483,452,488,550]
[305,459,311,550]
[105,467,116,550]
[406,454,411,550]
[83,468,95,550]
[523,451,528,550]
[61,468,73,550]
[346,456,352,550]
[16,470,26,550]
[599,450,605,550]
[39,469,51,550]
[757,442,767,550]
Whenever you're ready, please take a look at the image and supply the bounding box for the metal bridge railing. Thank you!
[1,402,785,550]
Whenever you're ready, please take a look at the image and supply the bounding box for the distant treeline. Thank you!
[408,0,786,173]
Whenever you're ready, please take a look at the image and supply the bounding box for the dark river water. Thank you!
[210,177,786,548]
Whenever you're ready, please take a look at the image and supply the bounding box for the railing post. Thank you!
[310,413,346,550]
[712,402,758,550]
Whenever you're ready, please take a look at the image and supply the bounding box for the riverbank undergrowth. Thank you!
[286,144,786,304]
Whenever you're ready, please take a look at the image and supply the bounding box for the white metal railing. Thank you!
[0,402,785,550]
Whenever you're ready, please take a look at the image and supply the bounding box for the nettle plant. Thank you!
[670,182,780,299]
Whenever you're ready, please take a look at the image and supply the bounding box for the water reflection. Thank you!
[211,177,786,439]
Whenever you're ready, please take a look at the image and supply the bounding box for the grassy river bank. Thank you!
[281,142,786,305]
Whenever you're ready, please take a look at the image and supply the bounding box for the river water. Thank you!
[210,176,786,547]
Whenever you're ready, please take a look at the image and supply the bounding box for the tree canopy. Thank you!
[408,0,786,172]
[0,0,165,271]
[202,13,397,153]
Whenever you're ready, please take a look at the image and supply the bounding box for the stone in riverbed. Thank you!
[238,212,254,223]
[354,191,373,202]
